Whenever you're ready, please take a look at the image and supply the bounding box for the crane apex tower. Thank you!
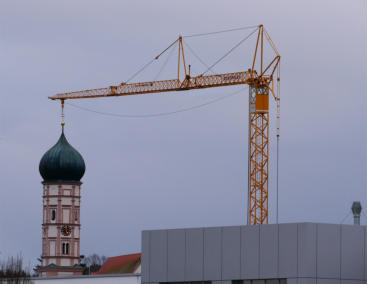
[37,124,85,277]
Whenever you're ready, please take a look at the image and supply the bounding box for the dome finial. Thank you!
[61,99,65,133]
[61,121,65,133]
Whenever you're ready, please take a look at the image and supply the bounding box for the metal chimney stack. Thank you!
[351,201,362,225]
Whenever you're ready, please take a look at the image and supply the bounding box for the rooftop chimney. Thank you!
[351,201,362,225]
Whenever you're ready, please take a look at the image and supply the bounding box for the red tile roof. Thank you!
[95,253,141,275]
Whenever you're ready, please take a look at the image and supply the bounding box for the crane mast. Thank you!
[50,25,280,225]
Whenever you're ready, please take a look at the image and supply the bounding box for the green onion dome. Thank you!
[39,126,85,182]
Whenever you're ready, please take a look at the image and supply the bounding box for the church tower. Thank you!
[37,123,86,277]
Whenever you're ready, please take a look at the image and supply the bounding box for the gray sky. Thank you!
[0,0,366,268]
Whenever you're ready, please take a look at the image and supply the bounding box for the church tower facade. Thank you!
[38,124,86,277]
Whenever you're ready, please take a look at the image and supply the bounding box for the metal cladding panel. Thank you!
[341,280,365,284]
[317,224,341,279]
[297,279,317,284]
[267,280,282,284]
[259,224,278,278]
[317,280,341,284]
[142,223,367,283]
[167,229,185,281]
[203,227,222,281]
[149,230,167,282]
[298,223,317,278]
[141,231,150,283]
[222,226,241,280]
[241,225,260,279]
[185,228,204,281]
[341,225,364,280]
[278,223,298,278]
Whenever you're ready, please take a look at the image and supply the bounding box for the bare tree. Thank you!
[32,256,42,277]
[81,254,107,274]
[0,254,33,283]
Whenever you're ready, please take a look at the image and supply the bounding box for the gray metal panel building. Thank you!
[141,223,367,284]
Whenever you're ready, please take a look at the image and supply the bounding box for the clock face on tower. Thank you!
[61,225,72,236]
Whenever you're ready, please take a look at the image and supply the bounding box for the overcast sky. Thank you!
[0,0,366,268]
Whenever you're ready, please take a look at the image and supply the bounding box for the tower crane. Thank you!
[50,25,280,225]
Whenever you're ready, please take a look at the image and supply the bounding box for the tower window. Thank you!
[51,209,56,221]
[62,243,69,255]
[75,210,78,222]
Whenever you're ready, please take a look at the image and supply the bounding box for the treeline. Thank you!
[81,254,107,274]
[0,252,107,281]
[0,254,32,283]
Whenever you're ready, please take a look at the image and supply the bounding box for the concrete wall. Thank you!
[141,223,367,283]
[32,273,141,284]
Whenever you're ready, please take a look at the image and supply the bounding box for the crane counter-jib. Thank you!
[49,71,254,100]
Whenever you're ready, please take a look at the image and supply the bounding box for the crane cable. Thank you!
[124,58,156,84]
[124,25,259,84]
[363,211,367,225]
[340,212,352,224]
[182,40,217,75]
[66,87,247,118]
[182,25,259,38]
[125,38,179,84]
[276,61,281,224]
[200,27,259,76]
[153,43,177,81]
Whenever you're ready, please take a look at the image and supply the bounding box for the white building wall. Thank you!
[74,227,79,238]
[74,242,78,257]
[58,272,74,276]
[49,186,58,195]
[62,197,72,206]
[48,226,57,238]
[60,259,70,266]
[63,209,70,223]
[48,258,56,265]
[49,241,56,256]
